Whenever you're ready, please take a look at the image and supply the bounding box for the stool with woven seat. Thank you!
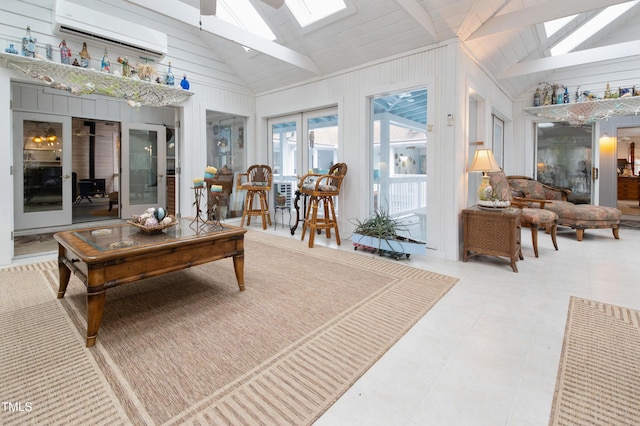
[299,163,348,248]
[236,164,272,230]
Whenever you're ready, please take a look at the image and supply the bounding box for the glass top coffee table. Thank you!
[54,218,246,347]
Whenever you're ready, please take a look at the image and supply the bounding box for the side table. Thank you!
[462,206,522,272]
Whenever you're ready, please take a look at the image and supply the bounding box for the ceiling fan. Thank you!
[200,0,285,15]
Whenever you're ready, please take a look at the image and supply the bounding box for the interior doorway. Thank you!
[616,126,640,217]
[71,119,121,223]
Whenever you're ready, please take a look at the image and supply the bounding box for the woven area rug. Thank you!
[549,297,640,425]
[0,230,457,425]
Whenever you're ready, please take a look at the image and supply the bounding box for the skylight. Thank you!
[550,0,639,56]
[544,15,577,38]
[217,0,277,41]
[286,0,347,28]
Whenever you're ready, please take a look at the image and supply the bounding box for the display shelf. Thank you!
[0,52,193,107]
[524,96,640,126]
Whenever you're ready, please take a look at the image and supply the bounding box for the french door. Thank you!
[268,108,339,200]
[120,123,167,218]
[13,112,72,230]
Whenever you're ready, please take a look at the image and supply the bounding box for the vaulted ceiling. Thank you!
[123,0,640,99]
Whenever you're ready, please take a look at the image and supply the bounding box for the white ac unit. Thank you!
[53,0,168,59]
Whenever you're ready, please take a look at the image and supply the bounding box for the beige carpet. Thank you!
[0,231,457,425]
[549,297,640,425]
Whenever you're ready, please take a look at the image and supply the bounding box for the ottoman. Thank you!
[544,201,621,241]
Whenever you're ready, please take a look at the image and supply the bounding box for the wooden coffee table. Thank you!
[54,218,246,347]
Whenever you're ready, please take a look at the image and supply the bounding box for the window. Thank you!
[218,0,277,41]
[286,0,347,27]
[548,1,638,56]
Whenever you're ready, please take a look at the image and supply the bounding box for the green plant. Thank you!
[350,207,409,240]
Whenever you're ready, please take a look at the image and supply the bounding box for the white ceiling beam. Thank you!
[125,0,320,74]
[498,40,640,79]
[394,0,438,41]
[466,0,631,41]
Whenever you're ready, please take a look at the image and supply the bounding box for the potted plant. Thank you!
[350,207,426,259]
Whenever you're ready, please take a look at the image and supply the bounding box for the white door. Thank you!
[14,112,72,230]
[268,108,339,182]
[121,123,167,218]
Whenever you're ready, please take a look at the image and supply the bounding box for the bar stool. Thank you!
[236,164,273,230]
[299,163,348,248]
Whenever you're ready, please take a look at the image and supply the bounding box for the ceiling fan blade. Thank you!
[260,0,285,8]
[200,0,216,15]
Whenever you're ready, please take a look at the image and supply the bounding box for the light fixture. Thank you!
[45,127,58,142]
[468,148,501,201]
[32,135,43,143]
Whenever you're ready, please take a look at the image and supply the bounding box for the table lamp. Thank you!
[468,148,501,201]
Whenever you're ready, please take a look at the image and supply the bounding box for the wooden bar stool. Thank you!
[299,163,348,248]
[236,165,273,230]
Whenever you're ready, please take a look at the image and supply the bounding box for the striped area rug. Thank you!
[0,230,457,425]
[549,297,640,425]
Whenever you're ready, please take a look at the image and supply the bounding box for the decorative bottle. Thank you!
[121,57,130,77]
[180,74,190,90]
[79,42,90,68]
[166,62,175,86]
[101,48,110,73]
[551,86,557,105]
[563,87,570,103]
[575,86,581,103]
[604,83,612,99]
[4,43,18,55]
[21,26,36,58]
[533,88,541,107]
[59,40,71,64]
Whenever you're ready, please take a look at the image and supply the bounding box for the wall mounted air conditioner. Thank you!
[53,0,167,59]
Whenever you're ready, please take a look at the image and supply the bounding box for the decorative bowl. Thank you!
[127,215,177,234]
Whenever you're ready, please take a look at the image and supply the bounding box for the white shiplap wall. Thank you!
[254,41,466,260]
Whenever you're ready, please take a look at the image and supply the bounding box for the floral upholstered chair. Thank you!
[506,175,620,242]
[298,163,348,248]
[488,171,558,258]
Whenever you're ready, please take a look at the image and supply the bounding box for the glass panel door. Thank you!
[370,89,428,243]
[536,122,593,204]
[270,115,302,223]
[269,109,339,223]
[121,123,167,218]
[270,115,302,182]
[13,112,72,230]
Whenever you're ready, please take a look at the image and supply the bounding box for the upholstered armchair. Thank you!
[236,164,273,230]
[299,163,348,248]
[488,171,558,258]
[506,175,620,241]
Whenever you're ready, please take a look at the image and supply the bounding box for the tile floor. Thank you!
[12,217,640,425]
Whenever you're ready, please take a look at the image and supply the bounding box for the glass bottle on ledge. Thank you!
[563,87,570,104]
[166,62,175,86]
[21,26,36,58]
[79,42,90,68]
[101,48,111,73]
[59,40,71,64]
[533,88,541,107]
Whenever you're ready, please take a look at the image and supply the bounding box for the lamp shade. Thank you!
[468,149,500,173]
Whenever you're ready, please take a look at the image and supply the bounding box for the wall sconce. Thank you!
[468,148,501,201]
[599,133,615,154]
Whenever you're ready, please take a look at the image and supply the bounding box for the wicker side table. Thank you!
[463,206,522,272]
